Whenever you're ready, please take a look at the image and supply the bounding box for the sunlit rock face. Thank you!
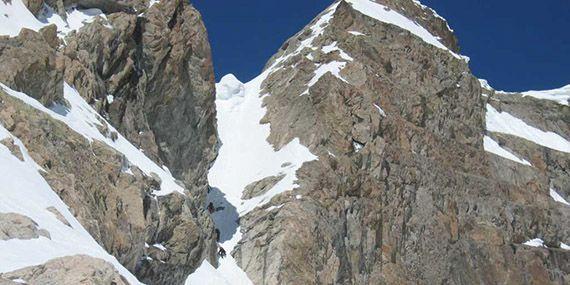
[228,0,569,284]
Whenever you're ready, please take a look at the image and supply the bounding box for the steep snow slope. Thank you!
[187,71,317,284]
[0,0,108,39]
[522,84,570,106]
[0,126,141,284]
[345,0,466,60]
[486,104,570,153]
[0,83,185,196]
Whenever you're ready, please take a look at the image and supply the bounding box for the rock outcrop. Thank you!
[0,0,218,284]
[0,255,129,285]
[0,26,63,106]
[232,0,570,284]
[0,212,50,240]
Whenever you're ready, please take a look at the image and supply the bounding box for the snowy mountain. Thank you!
[1,0,569,284]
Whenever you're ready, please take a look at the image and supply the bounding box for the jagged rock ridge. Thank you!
[205,0,569,284]
[0,0,218,284]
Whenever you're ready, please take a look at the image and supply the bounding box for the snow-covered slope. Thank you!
[486,104,570,153]
[0,126,141,284]
[0,83,185,196]
[0,0,109,39]
[187,70,317,283]
[522,84,570,106]
[345,0,466,60]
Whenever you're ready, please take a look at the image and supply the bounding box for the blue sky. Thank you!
[193,0,570,92]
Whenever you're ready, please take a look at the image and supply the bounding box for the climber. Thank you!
[218,246,227,258]
[215,228,221,242]
[207,202,215,214]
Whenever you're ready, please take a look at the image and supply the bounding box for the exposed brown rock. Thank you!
[0,255,129,285]
[233,1,570,284]
[46,206,71,227]
[0,27,63,106]
[0,212,50,240]
[242,174,286,200]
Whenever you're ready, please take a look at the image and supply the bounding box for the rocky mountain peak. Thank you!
[1,0,568,284]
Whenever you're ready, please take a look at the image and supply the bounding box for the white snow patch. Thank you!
[149,0,160,8]
[479,79,493,91]
[0,126,141,284]
[0,0,110,40]
[152,243,167,251]
[271,3,340,69]
[295,195,303,200]
[411,0,454,32]
[300,61,348,96]
[210,73,317,215]
[522,84,570,106]
[11,279,26,284]
[322,41,354,61]
[353,141,364,152]
[486,104,570,153]
[0,82,185,196]
[38,5,109,40]
[523,238,545,248]
[216,74,245,100]
[186,260,232,285]
[483,136,531,166]
[106,94,114,104]
[345,0,464,60]
[266,204,284,212]
[549,188,570,206]
[0,0,45,37]
[374,104,386,117]
[348,31,365,36]
[561,243,570,250]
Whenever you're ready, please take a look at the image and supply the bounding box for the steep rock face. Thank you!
[0,26,62,106]
[63,0,217,190]
[0,0,218,284]
[233,0,569,284]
